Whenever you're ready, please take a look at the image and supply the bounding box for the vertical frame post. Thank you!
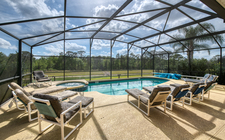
[141,48,143,77]
[90,39,92,81]
[220,48,222,76]
[188,50,191,75]
[18,40,22,86]
[127,44,129,78]
[30,46,33,83]
[153,55,155,75]
[63,0,67,81]
[110,40,112,79]
[168,53,170,73]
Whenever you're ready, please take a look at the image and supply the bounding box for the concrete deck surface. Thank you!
[0,79,225,140]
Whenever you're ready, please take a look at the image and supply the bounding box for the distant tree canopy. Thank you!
[0,50,224,81]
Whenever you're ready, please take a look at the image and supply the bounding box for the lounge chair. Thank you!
[8,82,67,110]
[184,83,206,105]
[33,71,52,87]
[12,89,38,122]
[8,83,77,121]
[31,94,82,140]
[206,75,218,82]
[68,96,94,119]
[182,74,211,84]
[156,84,190,110]
[125,87,171,116]
[200,81,217,101]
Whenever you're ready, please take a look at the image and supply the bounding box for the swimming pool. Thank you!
[84,78,168,95]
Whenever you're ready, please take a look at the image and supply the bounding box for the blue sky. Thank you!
[0,0,224,58]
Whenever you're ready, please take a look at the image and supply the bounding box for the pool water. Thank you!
[84,78,168,95]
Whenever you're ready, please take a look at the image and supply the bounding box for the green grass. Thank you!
[46,70,154,81]
[45,70,153,77]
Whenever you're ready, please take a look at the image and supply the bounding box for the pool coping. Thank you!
[88,76,170,83]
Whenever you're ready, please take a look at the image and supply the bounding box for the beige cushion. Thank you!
[9,82,32,96]
[14,89,36,110]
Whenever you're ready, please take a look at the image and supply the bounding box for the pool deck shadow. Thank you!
[1,79,225,139]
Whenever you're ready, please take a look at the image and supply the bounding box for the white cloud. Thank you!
[7,0,63,18]
[4,0,64,38]
[117,48,127,55]
[0,38,17,50]
[66,42,86,51]
[92,40,110,50]
[94,4,118,17]
[44,43,63,55]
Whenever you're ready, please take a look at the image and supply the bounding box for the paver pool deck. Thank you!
[0,78,225,140]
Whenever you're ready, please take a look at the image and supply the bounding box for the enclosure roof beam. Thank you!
[0,27,31,47]
[112,0,191,41]
[0,16,64,26]
[90,0,132,39]
[142,30,225,49]
[115,7,169,18]
[183,4,221,18]
[31,19,106,46]
[129,15,215,44]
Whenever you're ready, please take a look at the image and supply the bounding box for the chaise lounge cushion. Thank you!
[125,89,150,105]
[14,89,36,110]
[69,96,93,107]
[33,94,79,122]
[10,82,32,96]
[32,86,67,95]
[149,87,171,103]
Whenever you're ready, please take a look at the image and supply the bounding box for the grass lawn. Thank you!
[44,70,154,81]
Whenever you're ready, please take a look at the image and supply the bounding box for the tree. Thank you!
[171,23,224,60]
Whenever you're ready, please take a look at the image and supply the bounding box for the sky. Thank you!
[0,0,225,59]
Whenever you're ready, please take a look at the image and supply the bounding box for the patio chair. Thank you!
[157,84,190,111]
[13,89,38,122]
[206,75,218,82]
[8,83,77,116]
[184,83,206,105]
[125,87,171,116]
[182,74,211,84]
[200,81,217,101]
[33,71,52,87]
[31,94,82,140]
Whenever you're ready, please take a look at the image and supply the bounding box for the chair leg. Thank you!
[38,112,42,134]
[61,121,64,140]
[164,101,166,113]
[208,91,210,99]
[28,103,38,122]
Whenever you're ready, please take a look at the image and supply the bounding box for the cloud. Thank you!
[3,0,64,38]
[94,4,119,17]
[66,42,86,51]
[6,0,63,18]
[43,43,63,55]
[0,38,17,50]
[92,40,110,50]
[116,48,127,55]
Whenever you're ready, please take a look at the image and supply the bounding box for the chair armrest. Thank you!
[196,77,203,80]
[199,84,206,88]
[30,97,51,105]
[181,87,191,92]
[61,101,82,115]
[138,95,149,101]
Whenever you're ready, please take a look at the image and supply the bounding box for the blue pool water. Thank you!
[84,78,168,95]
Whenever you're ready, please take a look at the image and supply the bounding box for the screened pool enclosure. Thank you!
[0,0,225,105]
